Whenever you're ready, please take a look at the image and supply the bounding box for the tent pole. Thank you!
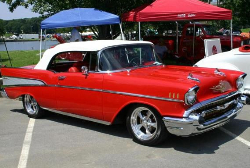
[193,23,196,57]
[176,21,179,54]
[44,30,47,51]
[110,25,113,39]
[230,19,233,49]
[139,22,141,41]
[119,23,125,40]
[39,29,43,59]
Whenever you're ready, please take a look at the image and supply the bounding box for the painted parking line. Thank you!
[220,127,250,147]
[18,118,35,168]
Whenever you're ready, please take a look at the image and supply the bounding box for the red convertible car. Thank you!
[0,40,247,146]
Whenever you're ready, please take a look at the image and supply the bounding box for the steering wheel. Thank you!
[129,57,140,67]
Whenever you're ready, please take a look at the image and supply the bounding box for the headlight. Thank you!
[185,86,199,105]
[236,74,246,89]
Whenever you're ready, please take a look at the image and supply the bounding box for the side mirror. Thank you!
[81,66,89,76]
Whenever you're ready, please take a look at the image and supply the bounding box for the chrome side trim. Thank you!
[2,75,183,103]
[183,91,239,117]
[102,89,183,102]
[3,80,184,103]
[49,84,184,103]
[51,85,103,92]
[41,107,111,125]
[3,76,46,86]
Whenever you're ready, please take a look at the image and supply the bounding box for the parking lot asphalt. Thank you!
[0,97,249,168]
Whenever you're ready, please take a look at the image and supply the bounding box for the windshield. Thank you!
[203,25,223,35]
[99,44,162,71]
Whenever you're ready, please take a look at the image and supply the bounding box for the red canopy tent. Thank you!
[122,0,233,51]
[122,0,232,22]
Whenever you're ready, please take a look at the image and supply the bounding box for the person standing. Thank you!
[70,27,82,42]
[154,38,168,59]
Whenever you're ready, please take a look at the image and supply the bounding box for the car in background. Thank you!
[1,40,247,146]
[195,45,250,103]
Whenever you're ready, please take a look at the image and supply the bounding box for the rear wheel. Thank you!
[126,105,168,146]
[23,94,44,118]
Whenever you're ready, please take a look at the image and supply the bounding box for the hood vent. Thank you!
[187,73,200,83]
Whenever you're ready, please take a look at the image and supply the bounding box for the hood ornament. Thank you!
[214,68,226,76]
[187,73,200,82]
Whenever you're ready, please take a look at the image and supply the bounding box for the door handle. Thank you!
[58,76,66,80]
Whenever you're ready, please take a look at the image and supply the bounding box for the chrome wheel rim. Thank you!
[130,107,158,141]
[24,95,38,115]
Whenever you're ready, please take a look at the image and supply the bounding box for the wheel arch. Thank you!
[111,101,162,124]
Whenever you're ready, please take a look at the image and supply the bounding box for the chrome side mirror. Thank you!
[81,66,89,76]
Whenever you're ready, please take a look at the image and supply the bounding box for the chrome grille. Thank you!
[192,93,240,122]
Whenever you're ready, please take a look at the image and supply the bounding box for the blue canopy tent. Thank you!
[40,8,124,58]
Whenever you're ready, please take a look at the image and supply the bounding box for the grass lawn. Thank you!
[0,50,41,67]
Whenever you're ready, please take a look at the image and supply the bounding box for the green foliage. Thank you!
[1,17,43,34]
[241,28,250,33]
[0,19,5,36]
[200,0,250,29]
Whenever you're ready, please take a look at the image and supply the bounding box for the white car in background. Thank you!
[195,45,250,103]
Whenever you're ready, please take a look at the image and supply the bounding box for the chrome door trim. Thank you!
[41,107,111,125]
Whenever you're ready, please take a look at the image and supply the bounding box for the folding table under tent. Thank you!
[40,8,124,58]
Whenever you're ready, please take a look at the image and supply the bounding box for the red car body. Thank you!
[0,40,246,145]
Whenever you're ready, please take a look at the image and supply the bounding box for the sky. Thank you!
[0,2,40,20]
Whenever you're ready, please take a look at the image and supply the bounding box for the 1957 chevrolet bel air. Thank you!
[0,40,247,146]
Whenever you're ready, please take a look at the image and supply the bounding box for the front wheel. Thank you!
[23,94,44,118]
[126,105,168,146]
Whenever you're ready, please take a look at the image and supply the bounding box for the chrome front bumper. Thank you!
[163,101,243,136]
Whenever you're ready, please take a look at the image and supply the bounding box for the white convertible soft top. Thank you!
[35,40,152,70]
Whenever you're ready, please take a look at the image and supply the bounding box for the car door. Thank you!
[55,72,103,120]
[50,51,104,120]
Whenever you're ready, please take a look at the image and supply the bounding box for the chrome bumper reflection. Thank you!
[0,89,9,98]
[163,102,243,136]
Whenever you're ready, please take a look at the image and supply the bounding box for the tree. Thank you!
[0,0,154,39]
[200,0,250,29]
[0,19,5,36]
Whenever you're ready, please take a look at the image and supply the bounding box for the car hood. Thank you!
[126,65,236,102]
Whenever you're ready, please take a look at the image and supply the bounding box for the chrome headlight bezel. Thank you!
[236,74,247,89]
[185,86,199,105]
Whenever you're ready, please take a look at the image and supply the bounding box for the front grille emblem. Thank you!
[211,80,232,93]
